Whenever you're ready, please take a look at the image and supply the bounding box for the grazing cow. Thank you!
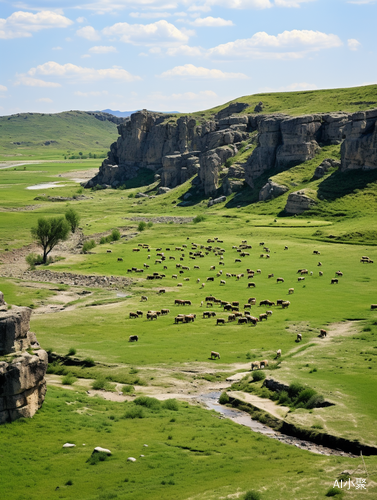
[248,282,256,288]
[317,262,322,267]
[259,313,268,321]
[319,271,323,276]
[281,301,290,309]
[238,317,248,324]
[207,277,214,282]
[161,309,170,315]
[129,312,138,319]
[298,277,305,281]
[300,269,308,275]
[194,265,200,269]
[201,283,205,288]
[147,312,158,320]
[297,333,302,342]
[184,300,192,306]
[259,242,264,246]
[288,288,294,294]
[220,280,226,285]
[371,304,377,310]
[244,304,251,309]
[284,246,288,250]
[335,271,343,276]
[235,259,242,263]
[172,274,178,279]
[276,299,284,306]
[232,301,240,307]
[197,278,200,283]
[211,351,221,359]
[260,359,269,369]
[266,310,273,316]
[277,278,284,283]
[251,361,260,370]
[313,250,321,255]
[276,349,282,358]
[331,278,339,284]
[319,329,327,338]
[268,273,274,279]
[247,316,258,325]
[175,316,184,323]
[184,314,196,323]
[129,335,138,342]
[216,318,225,325]
[117,257,123,262]
[257,269,261,274]
[248,297,256,305]
[203,311,212,318]
[136,310,143,316]
[141,295,148,302]
[159,289,166,294]
[228,314,236,322]
[175,299,183,305]
[132,248,140,252]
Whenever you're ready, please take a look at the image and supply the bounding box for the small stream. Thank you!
[198,392,355,457]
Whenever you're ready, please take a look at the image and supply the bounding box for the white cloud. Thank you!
[159,63,248,79]
[89,45,117,54]
[102,20,189,46]
[0,85,8,91]
[166,44,204,56]
[204,0,272,8]
[259,82,318,92]
[208,29,342,59]
[347,0,376,4]
[14,75,61,87]
[348,38,361,51]
[77,26,101,41]
[274,0,315,6]
[36,97,53,103]
[74,90,109,96]
[191,16,234,27]
[130,12,172,18]
[27,61,141,83]
[0,10,73,39]
[76,17,87,23]
[52,46,62,50]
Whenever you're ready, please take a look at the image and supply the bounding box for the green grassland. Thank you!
[1,87,377,499]
[0,111,118,160]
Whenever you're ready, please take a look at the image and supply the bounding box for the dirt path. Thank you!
[227,391,290,419]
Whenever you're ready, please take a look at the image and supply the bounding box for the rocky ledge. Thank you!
[0,292,48,424]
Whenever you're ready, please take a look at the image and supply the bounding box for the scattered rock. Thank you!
[284,190,316,215]
[127,457,136,462]
[207,195,226,207]
[93,447,112,455]
[254,101,264,113]
[157,187,170,195]
[259,180,289,201]
[313,158,341,179]
[63,443,76,448]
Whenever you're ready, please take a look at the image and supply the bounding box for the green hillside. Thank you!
[0,110,119,160]
[195,84,377,119]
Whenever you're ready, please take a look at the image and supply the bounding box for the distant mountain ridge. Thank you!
[100,109,180,118]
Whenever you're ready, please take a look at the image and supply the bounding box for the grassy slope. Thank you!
[0,111,118,160]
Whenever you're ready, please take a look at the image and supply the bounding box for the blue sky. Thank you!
[0,0,376,115]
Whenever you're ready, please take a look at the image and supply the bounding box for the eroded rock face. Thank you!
[0,294,47,424]
[341,109,377,171]
[284,191,316,215]
[313,158,341,179]
[259,180,289,201]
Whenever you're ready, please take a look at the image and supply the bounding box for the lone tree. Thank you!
[65,208,81,233]
[31,217,70,264]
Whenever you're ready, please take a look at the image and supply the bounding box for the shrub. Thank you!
[138,221,147,231]
[83,357,95,367]
[305,394,324,409]
[219,392,230,405]
[162,399,179,411]
[62,373,76,385]
[67,347,76,356]
[244,490,261,500]
[278,390,291,406]
[147,222,153,228]
[65,480,73,486]
[295,388,317,406]
[134,396,161,410]
[252,371,266,382]
[25,253,44,269]
[99,236,107,244]
[288,381,305,399]
[111,229,121,241]
[325,487,344,497]
[87,451,109,465]
[92,376,113,391]
[122,385,134,395]
[82,239,96,253]
[128,193,134,198]
[193,214,205,224]
[123,405,145,419]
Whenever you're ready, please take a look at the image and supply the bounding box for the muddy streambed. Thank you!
[199,392,355,457]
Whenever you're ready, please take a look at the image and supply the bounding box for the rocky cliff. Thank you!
[85,105,377,200]
[0,292,47,424]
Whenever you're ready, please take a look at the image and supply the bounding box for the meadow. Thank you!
[1,118,377,498]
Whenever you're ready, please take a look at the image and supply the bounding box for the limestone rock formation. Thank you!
[0,293,47,424]
[259,180,289,201]
[284,191,316,215]
[340,109,377,171]
[313,158,341,179]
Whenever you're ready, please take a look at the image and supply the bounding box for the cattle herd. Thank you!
[123,236,374,369]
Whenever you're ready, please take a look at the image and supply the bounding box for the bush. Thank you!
[123,405,145,419]
[288,382,305,399]
[99,236,107,244]
[111,229,121,241]
[82,239,96,253]
[252,371,266,382]
[193,214,205,224]
[244,490,261,500]
[325,487,344,497]
[162,399,179,411]
[296,388,317,406]
[278,390,291,406]
[65,208,80,233]
[25,252,44,269]
[138,221,147,231]
[219,392,230,405]
[122,385,135,395]
[67,347,76,356]
[305,394,324,409]
[62,373,77,385]
[92,376,113,391]
[147,222,153,228]
[87,451,109,465]
[83,357,95,367]
[134,396,161,410]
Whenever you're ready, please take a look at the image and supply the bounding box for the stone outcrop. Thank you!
[86,106,377,202]
[313,158,341,179]
[340,109,377,171]
[0,293,47,424]
[284,190,316,215]
[259,180,289,201]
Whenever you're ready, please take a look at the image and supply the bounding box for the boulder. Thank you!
[0,296,47,424]
[208,196,226,207]
[93,447,112,455]
[223,179,244,196]
[313,158,341,179]
[157,187,170,195]
[259,180,289,201]
[284,191,316,214]
[341,109,377,171]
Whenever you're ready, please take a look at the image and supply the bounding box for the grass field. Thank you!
[1,89,377,498]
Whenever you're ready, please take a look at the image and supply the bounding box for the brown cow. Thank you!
[260,359,268,369]
[238,317,248,324]
[281,301,290,309]
[251,361,260,370]
[319,329,327,338]
[211,351,220,359]
[129,312,138,319]
[259,313,268,321]
[216,318,225,325]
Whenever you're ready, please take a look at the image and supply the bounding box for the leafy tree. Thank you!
[31,217,70,264]
[65,208,81,233]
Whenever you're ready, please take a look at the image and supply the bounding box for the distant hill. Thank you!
[101,109,180,118]
[0,110,119,159]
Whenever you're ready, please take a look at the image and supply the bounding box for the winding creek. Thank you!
[198,392,356,457]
